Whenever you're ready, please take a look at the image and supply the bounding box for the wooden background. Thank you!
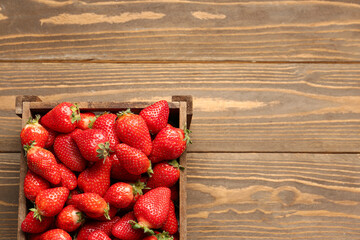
[0,0,360,239]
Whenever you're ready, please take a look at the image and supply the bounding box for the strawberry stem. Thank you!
[70,103,81,124]
[131,180,147,196]
[103,203,110,220]
[23,140,36,155]
[30,208,42,222]
[183,127,192,145]
[26,114,41,125]
[76,211,85,224]
[117,108,133,118]
[168,159,184,171]
[96,142,111,163]
[147,161,154,177]
[155,231,174,240]
[130,220,155,236]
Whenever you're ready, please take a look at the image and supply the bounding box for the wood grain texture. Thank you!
[1,62,360,153]
[0,0,360,61]
[0,153,20,240]
[186,153,360,240]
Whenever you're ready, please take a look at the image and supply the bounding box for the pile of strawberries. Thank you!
[20,100,191,240]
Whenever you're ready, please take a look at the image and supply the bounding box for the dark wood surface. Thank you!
[1,0,360,239]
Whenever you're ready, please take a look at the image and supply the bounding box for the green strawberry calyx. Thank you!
[23,140,37,155]
[104,203,111,220]
[183,127,192,145]
[131,180,147,196]
[26,114,41,125]
[70,103,81,124]
[155,231,174,240]
[30,207,43,222]
[117,108,133,118]
[168,159,185,171]
[130,220,155,235]
[147,161,154,177]
[96,142,112,163]
[76,211,85,224]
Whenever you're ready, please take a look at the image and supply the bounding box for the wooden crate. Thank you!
[15,95,193,240]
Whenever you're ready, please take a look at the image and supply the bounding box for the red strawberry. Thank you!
[55,205,84,232]
[32,187,69,219]
[92,112,120,151]
[119,179,147,214]
[53,133,87,172]
[93,205,118,221]
[72,193,110,219]
[78,112,96,130]
[88,230,111,240]
[21,211,54,233]
[20,115,49,148]
[56,163,77,190]
[142,232,174,240]
[133,187,171,229]
[44,126,58,149]
[66,189,81,205]
[149,125,191,163]
[78,156,112,196]
[72,129,111,162]
[115,143,152,176]
[40,102,80,133]
[25,144,61,185]
[76,216,120,240]
[24,170,50,201]
[115,109,152,156]
[112,212,144,240]
[140,100,169,135]
[110,154,141,182]
[162,201,178,235]
[104,182,134,209]
[147,160,182,189]
[40,229,71,240]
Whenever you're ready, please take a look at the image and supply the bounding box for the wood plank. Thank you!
[186,152,360,240]
[0,63,360,152]
[1,62,360,153]
[0,0,360,61]
[0,153,20,240]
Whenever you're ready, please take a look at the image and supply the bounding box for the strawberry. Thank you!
[21,211,54,234]
[20,114,49,148]
[115,143,152,176]
[40,102,80,133]
[25,144,61,185]
[119,179,147,214]
[40,229,71,240]
[147,160,182,189]
[78,156,112,196]
[112,211,144,240]
[76,216,120,240]
[133,187,171,229]
[140,100,169,135]
[162,201,178,235]
[88,230,111,240]
[104,182,134,209]
[44,126,58,149]
[78,112,96,130]
[24,170,50,201]
[55,205,84,232]
[92,112,120,151]
[56,163,77,190]
[32,187,69,219]
[53,132,87,172]
[142,232,174,240]
[149,125,191,164]
[72,129,111,162]
[71,193,110,219]
[66,189,81,206]
[115,109,152,156]
[110,154,141,182]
